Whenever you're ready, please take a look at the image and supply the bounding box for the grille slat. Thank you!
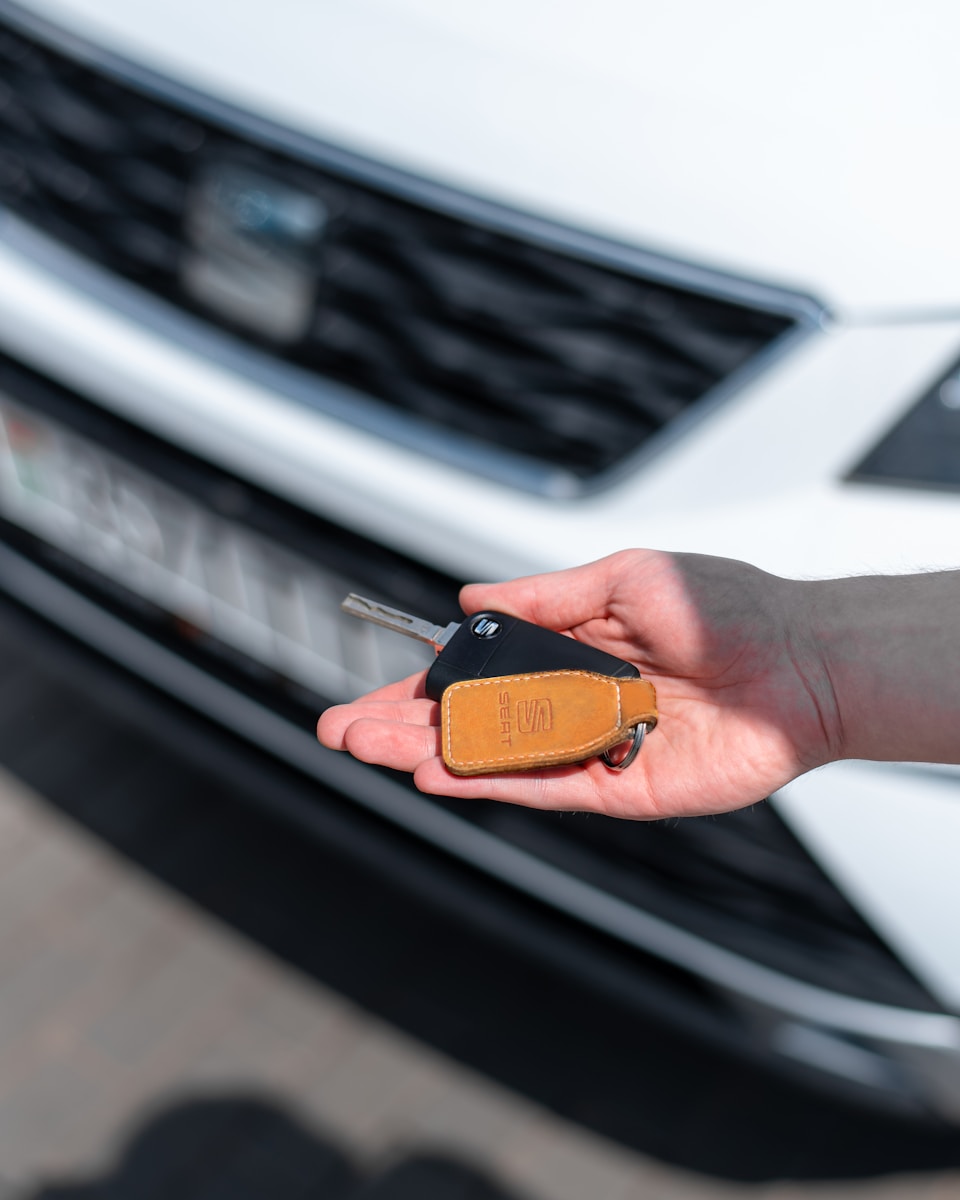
[0,17,797,483]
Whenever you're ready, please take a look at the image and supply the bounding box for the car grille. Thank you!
[0,13,800,489]
[459,800,939,1010]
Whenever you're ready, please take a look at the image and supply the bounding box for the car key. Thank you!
[341,593,640,700]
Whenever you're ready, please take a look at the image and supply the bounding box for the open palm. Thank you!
[317,550,840,819]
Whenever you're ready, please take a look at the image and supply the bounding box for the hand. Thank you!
[317,549,842,819]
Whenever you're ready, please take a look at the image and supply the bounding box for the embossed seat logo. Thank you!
[497,691,553,746]
[517,698,553,733]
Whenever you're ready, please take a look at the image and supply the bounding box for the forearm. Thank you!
[793,571,960,765]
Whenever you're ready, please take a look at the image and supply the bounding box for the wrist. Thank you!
[797,571,960,765]
[777,577,846,768]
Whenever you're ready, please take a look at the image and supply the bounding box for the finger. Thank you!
[316,671,429,749]
[341,716,442,773]
[317,696,437,750]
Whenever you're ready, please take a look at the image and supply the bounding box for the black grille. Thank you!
[0,15,797,484]
[450,799,939,1011]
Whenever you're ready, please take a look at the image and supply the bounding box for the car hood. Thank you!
[18,0,960,320]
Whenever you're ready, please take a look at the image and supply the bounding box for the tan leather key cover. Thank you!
[441,670,657,776]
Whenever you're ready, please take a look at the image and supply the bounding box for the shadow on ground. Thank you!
[23,1095,521,1200]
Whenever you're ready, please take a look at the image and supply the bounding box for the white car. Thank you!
[2,0,960,1144]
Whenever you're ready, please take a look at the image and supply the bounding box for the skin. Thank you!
[316,549,960,820]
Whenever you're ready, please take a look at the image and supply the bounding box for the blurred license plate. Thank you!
[0,395,433,699]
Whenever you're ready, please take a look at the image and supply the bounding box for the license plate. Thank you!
[0,395,434,700]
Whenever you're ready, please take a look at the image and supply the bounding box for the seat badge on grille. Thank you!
[181,161,328,343]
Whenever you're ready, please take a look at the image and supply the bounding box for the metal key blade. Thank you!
[341,593,460,647]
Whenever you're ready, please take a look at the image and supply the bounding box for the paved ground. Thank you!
[0,765,959,1200]
[1,612,960,1196]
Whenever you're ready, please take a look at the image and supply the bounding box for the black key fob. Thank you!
[424,610,639,700]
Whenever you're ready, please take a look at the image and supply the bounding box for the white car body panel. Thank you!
[4,0,960,1021]
[777,765,960,1015]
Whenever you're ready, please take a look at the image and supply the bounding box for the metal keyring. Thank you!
[600,722,647,771]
